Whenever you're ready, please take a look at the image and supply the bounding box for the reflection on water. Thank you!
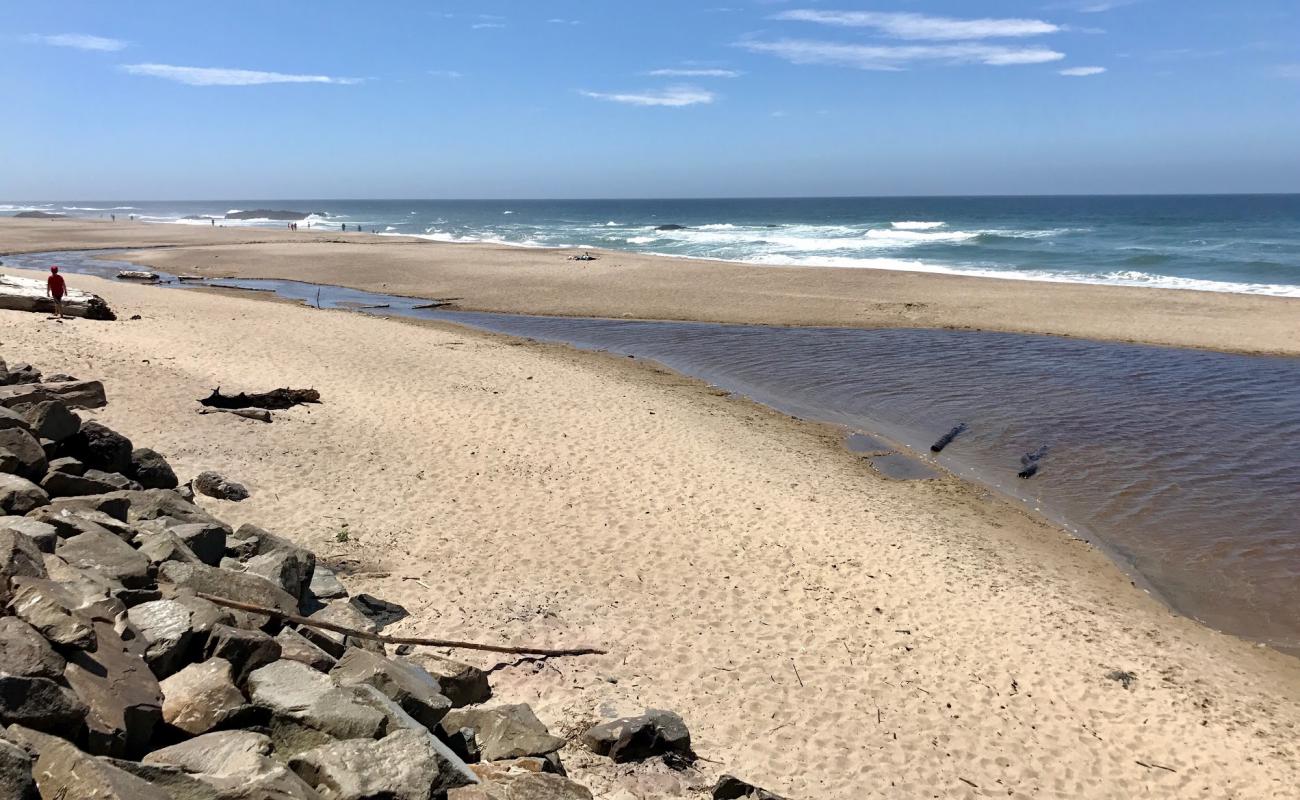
[7,250,1299,652]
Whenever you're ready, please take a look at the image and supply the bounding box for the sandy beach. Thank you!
[2,232,1298,797]
[3,218,1297,356]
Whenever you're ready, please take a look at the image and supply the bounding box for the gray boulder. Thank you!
[580,709,692,763]
[61,421,133,473]
[303,599,385,657]
[63,618,164,758]
[204,624,282,685]
[159,658,249,735]
[46,456,84,475]
[127,599,197,677]
[440,704,566,762]
[193,471,250,501]
[308,565,347,600]
[290,728,478,799]
[28,504,132,540]
[2,364,39,385]
[158,561,298,620]
[0,617,64,679]
[0,379,107,410]
[41,468,138,498]
[245,549,315,603]
[275,627,337,672]
[56,528,152,588]
[46,493,130,522]
[135,528,204,568]
[0,428,46,482]
[331,649,452,730]
[451,768,593,800]
[129,448,178,490]
[0,529,47,605]
[246,660,386,741]
[6,724,172,800]
[713,774,790,800]
[0,475,47,515]
[0,673,88,734]
[106,488,231,530]
[145,730,323,799]
[0,407,31,433]
[0,518,56,553]
[170,522,228,566]
[96,759,227,800]
[0,737,37,800]
[20,401,79,443]
[404,653,492,708]
[6,577,96,648]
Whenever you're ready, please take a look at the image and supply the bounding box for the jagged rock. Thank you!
[42,468,139,497]
[246,660,386,741]
[245,549,315,604]
[46,493,130,522]
[442,725,480,763]
[440,704,566,762]
[0,428,48,482]
[128,448,178,489]
[63,618,164,757]
[2,364,40,384]
[144,729,273,773]
[159,561,298,621]
[290,728,478,799]
[0,737,37,799]
[128,599,197,678]
[170,522,228,566]
[205,624,282,685]
[193,471,250,501]
[0,407,31,433]
[331,649,452,730]
[308,566,347,600]
[581,709,692,763]
[47,456,85,475]
[350,593,409,628]
[36,556,132,618]
[44,374,76,383]
[0,379,108,410]
[453,768,592,800]
[60,421,133,474]
[27,504,125,539]
[160,658,249,735]
[6,577,96,648]
[97,759,226,800]
[101,488,226,529]
[0,617,64,679]
[0,673,88,734]
[0,475,47,515]
[56,528,152,588]
[303,599,385,657]
[169,591,235,638]
[135,528,204,567]
[712,774,790,800]
[7,724,173,799]
[20,402,80,443]
[404,653,492,708]
[275,627,336,672]
[0,529,47,604]
[0,517,56,552]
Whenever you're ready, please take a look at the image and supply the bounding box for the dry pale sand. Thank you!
[1,266,1297,799]
[3,218,1297,355]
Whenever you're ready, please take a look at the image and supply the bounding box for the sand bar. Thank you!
[3,217,1297,355]
[1,259,1298,798]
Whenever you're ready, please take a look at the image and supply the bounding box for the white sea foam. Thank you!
[866,229,980,244]
[503,210,514,215]
[61,206,139,211]
[891,221,946,230]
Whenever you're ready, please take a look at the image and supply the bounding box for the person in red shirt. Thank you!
[46,266,66,319]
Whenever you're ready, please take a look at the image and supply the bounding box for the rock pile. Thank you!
[0,357,790,799]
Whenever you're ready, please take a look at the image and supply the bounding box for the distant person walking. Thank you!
[46,266,66,319]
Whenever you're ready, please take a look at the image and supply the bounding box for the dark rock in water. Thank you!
[0,475,49,515]
[0,428,49,482]
[441,703,566,762]
[1018,444,1049,479]
[930,422,967,453]
[12,211,65,219]
[60,421,133,474]
[655,224,688,231]
[129,448,178,490]
[192,471,250,501]
[225,209,311,221]
[581,709,693,763]
[713,774,790,800]
[0,736,38,799]
[20,402,79,443]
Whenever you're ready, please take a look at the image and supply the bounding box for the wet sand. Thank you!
[2,217,1296,355]
[1,254,1298,798]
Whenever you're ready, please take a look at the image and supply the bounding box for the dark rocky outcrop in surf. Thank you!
[655,224,688,231]
[0,354,788,799]
[11,212,65,220]
[224,209,312,221]
[1018,444,1049,479]
[930,423,967,453]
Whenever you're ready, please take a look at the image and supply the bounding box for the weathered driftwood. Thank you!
[198,407,273,422]
[200,387,320,410]
[195,593,608,657]
[0,274,116,320]
[116,270,159,282]
[930,423,967,453]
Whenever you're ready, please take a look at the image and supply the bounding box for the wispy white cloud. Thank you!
[122,64,360,86]
[646,68,742,78]
[429,70,464,79]
[1060,66,1107,76]
[547,18,581,25]
[1276,64,1300,79]
[739,39,1065,70]
[24,33,127,51]
[471,23,505,29]
[580,85,715,107]
[773,10,1060,40]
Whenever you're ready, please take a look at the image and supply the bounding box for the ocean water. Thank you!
[5,249,1299,651]
[5,195,1300,296]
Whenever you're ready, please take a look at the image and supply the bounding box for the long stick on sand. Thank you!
[196,593,608,657]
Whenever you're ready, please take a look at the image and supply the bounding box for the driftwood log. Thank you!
[200,387,320,410]
[930,423,967,453]
[0,274,116,320]
[195,593,608,657]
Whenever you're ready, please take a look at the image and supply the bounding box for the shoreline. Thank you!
[3,217,1297,356]
[2,265,1299,796]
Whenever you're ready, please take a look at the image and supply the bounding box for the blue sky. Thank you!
[4,1,1298,198]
